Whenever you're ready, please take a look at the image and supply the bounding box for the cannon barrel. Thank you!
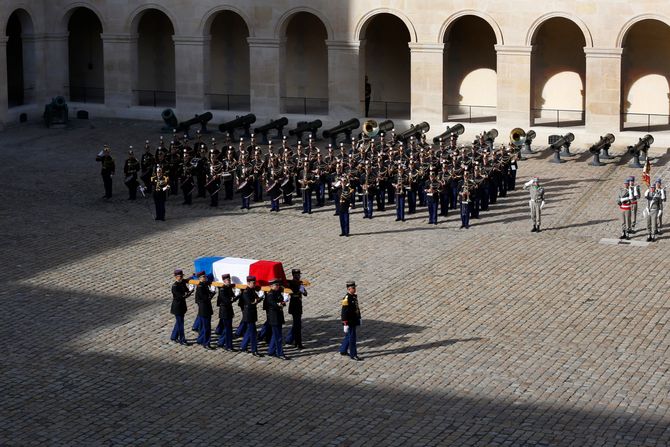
[322,118,361,139]
[161,109,179,130]
[289,119,323,136]
[177,112,212,132]
[254,117,289,134]
[526,130,536,141]
[627,134,654,155]
[397,121,430,143]
[589,133,615,154]
[433,123,465,144]
[44,96,69,127]
[483,128,498,142]
[218,113,256,134]
[378,120,395,135]
[549,132,575,150]
[54,96,67,107]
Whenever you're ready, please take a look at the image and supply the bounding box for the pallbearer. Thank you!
[215,274,239,351]
[240,276,264,356]
[195,271,215,349]
[267,279,289,360]
[285,269,307,349]
[170,269,193,345]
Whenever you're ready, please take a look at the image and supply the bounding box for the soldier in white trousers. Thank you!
[523,177,545,232]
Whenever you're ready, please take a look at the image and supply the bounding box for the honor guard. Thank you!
[151,165,170,221]
[459,185,471,229]
[523,177,545,232]
[394,165,407,222]
[215,273,240,351]
[266,279,289,359]
[424,170,440,225]
[629,176,641,232]
[167,144,181,195]
[180,150,194,205]
[285,269,306,349]
[299,159,315,214]
[339,281,362,361]
[123,148,140,200]
[617,178,634,240]
[644,183,663,242]
[206,155,222,207]
[240,276,264,356]
[195,271,215,349]
[95,145,115,199]
[170,269,193,345]
[655,178,666,234]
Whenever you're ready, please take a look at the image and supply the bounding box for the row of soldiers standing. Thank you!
[617,176,666,241]
[106,130,521,230]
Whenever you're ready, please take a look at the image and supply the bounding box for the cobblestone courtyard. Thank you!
[1,119,669,446]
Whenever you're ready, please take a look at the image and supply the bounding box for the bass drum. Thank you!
[280,177,294,195]
[237,179,254,198]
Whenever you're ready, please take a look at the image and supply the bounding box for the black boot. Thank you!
[531,226,537,232]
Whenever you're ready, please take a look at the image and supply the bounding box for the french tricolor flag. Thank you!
[193,257,287,286]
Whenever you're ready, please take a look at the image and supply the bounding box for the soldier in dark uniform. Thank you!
[180,150,194,205]
[267,279,289,359]
[123,148,140,200]
[151,166,169,221]
[95,145,115,199]
[168,144,181,195]
[299,159,314,214]
[339,176,354,236]
[195,145,208,198]
[195,271,215,349]
[240,276,263,356]
[424,170,440,225]
[285,269,307,349]
[339,281,362,361]
[206,158,222,207]
[170,269,193,345]
[394,166,406,222]
[140,142,155,194]
[459,186,471,229]
[215,274,239,351]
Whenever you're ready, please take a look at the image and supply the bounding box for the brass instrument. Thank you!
[509,128,527,147]
[363,120,380,138]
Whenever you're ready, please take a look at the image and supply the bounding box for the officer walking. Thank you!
[215,273,239,351]
[523,177,545,232]
[339,281,362,361]
[170,269,193,345]
[285,269,307,349]
[267,279,289,359]
[95,145,115,199]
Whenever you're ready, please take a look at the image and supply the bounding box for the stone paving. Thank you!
[0,119,669,446]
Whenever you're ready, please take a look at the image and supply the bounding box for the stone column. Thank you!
[32,33,69,102]
[495,45,533,129]
[584,48,623,134]
[408,43,444,124]
[173,36,209,114]
[247,37,280,118]
[101,33,137,109]
[326,40,360,118]
[0,37,8,129]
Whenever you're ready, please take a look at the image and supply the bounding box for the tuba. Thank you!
[363,120,380,138]
[509,128,527,147]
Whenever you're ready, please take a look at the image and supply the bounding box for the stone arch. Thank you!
[355,8,417,43]
[616,14,670,48]
[60,2,106,33]
[65,6,105,103]
[526,12,593,48]
[126,3,179,35]
[4,7,35,35]
[199,5,254,37]
[275,6,334,41]
[438,10,503,45]
[5,7,37,107]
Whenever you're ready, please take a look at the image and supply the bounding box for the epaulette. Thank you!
[341,296,349,306]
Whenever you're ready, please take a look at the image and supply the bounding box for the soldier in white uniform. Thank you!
[644,183,664,242]
[655,178,666,235]
[523,177,545,232]
[616,178,634,240]
[629,176,641,232]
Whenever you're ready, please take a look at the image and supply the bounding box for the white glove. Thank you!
[258,291,265,298]
[209,285,216,293]
[233,288,241,296]
[343,325,349,334]
[540,201,545,210]
[282,293,290,302]
[299,285,307,295]
[187,284,195,292]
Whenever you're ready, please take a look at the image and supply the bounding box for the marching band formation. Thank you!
[96,124,525,234]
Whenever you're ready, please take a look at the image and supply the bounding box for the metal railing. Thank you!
[531,108,585,127]
[621,112,670,132]
[444,104,496,123]
[281,96,328,115]
[206,93,250,111]
[364,100,410,119]
[133,89,175,107]
[66,86,104,104]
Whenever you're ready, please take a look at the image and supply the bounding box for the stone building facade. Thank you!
[2,0,670,146]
